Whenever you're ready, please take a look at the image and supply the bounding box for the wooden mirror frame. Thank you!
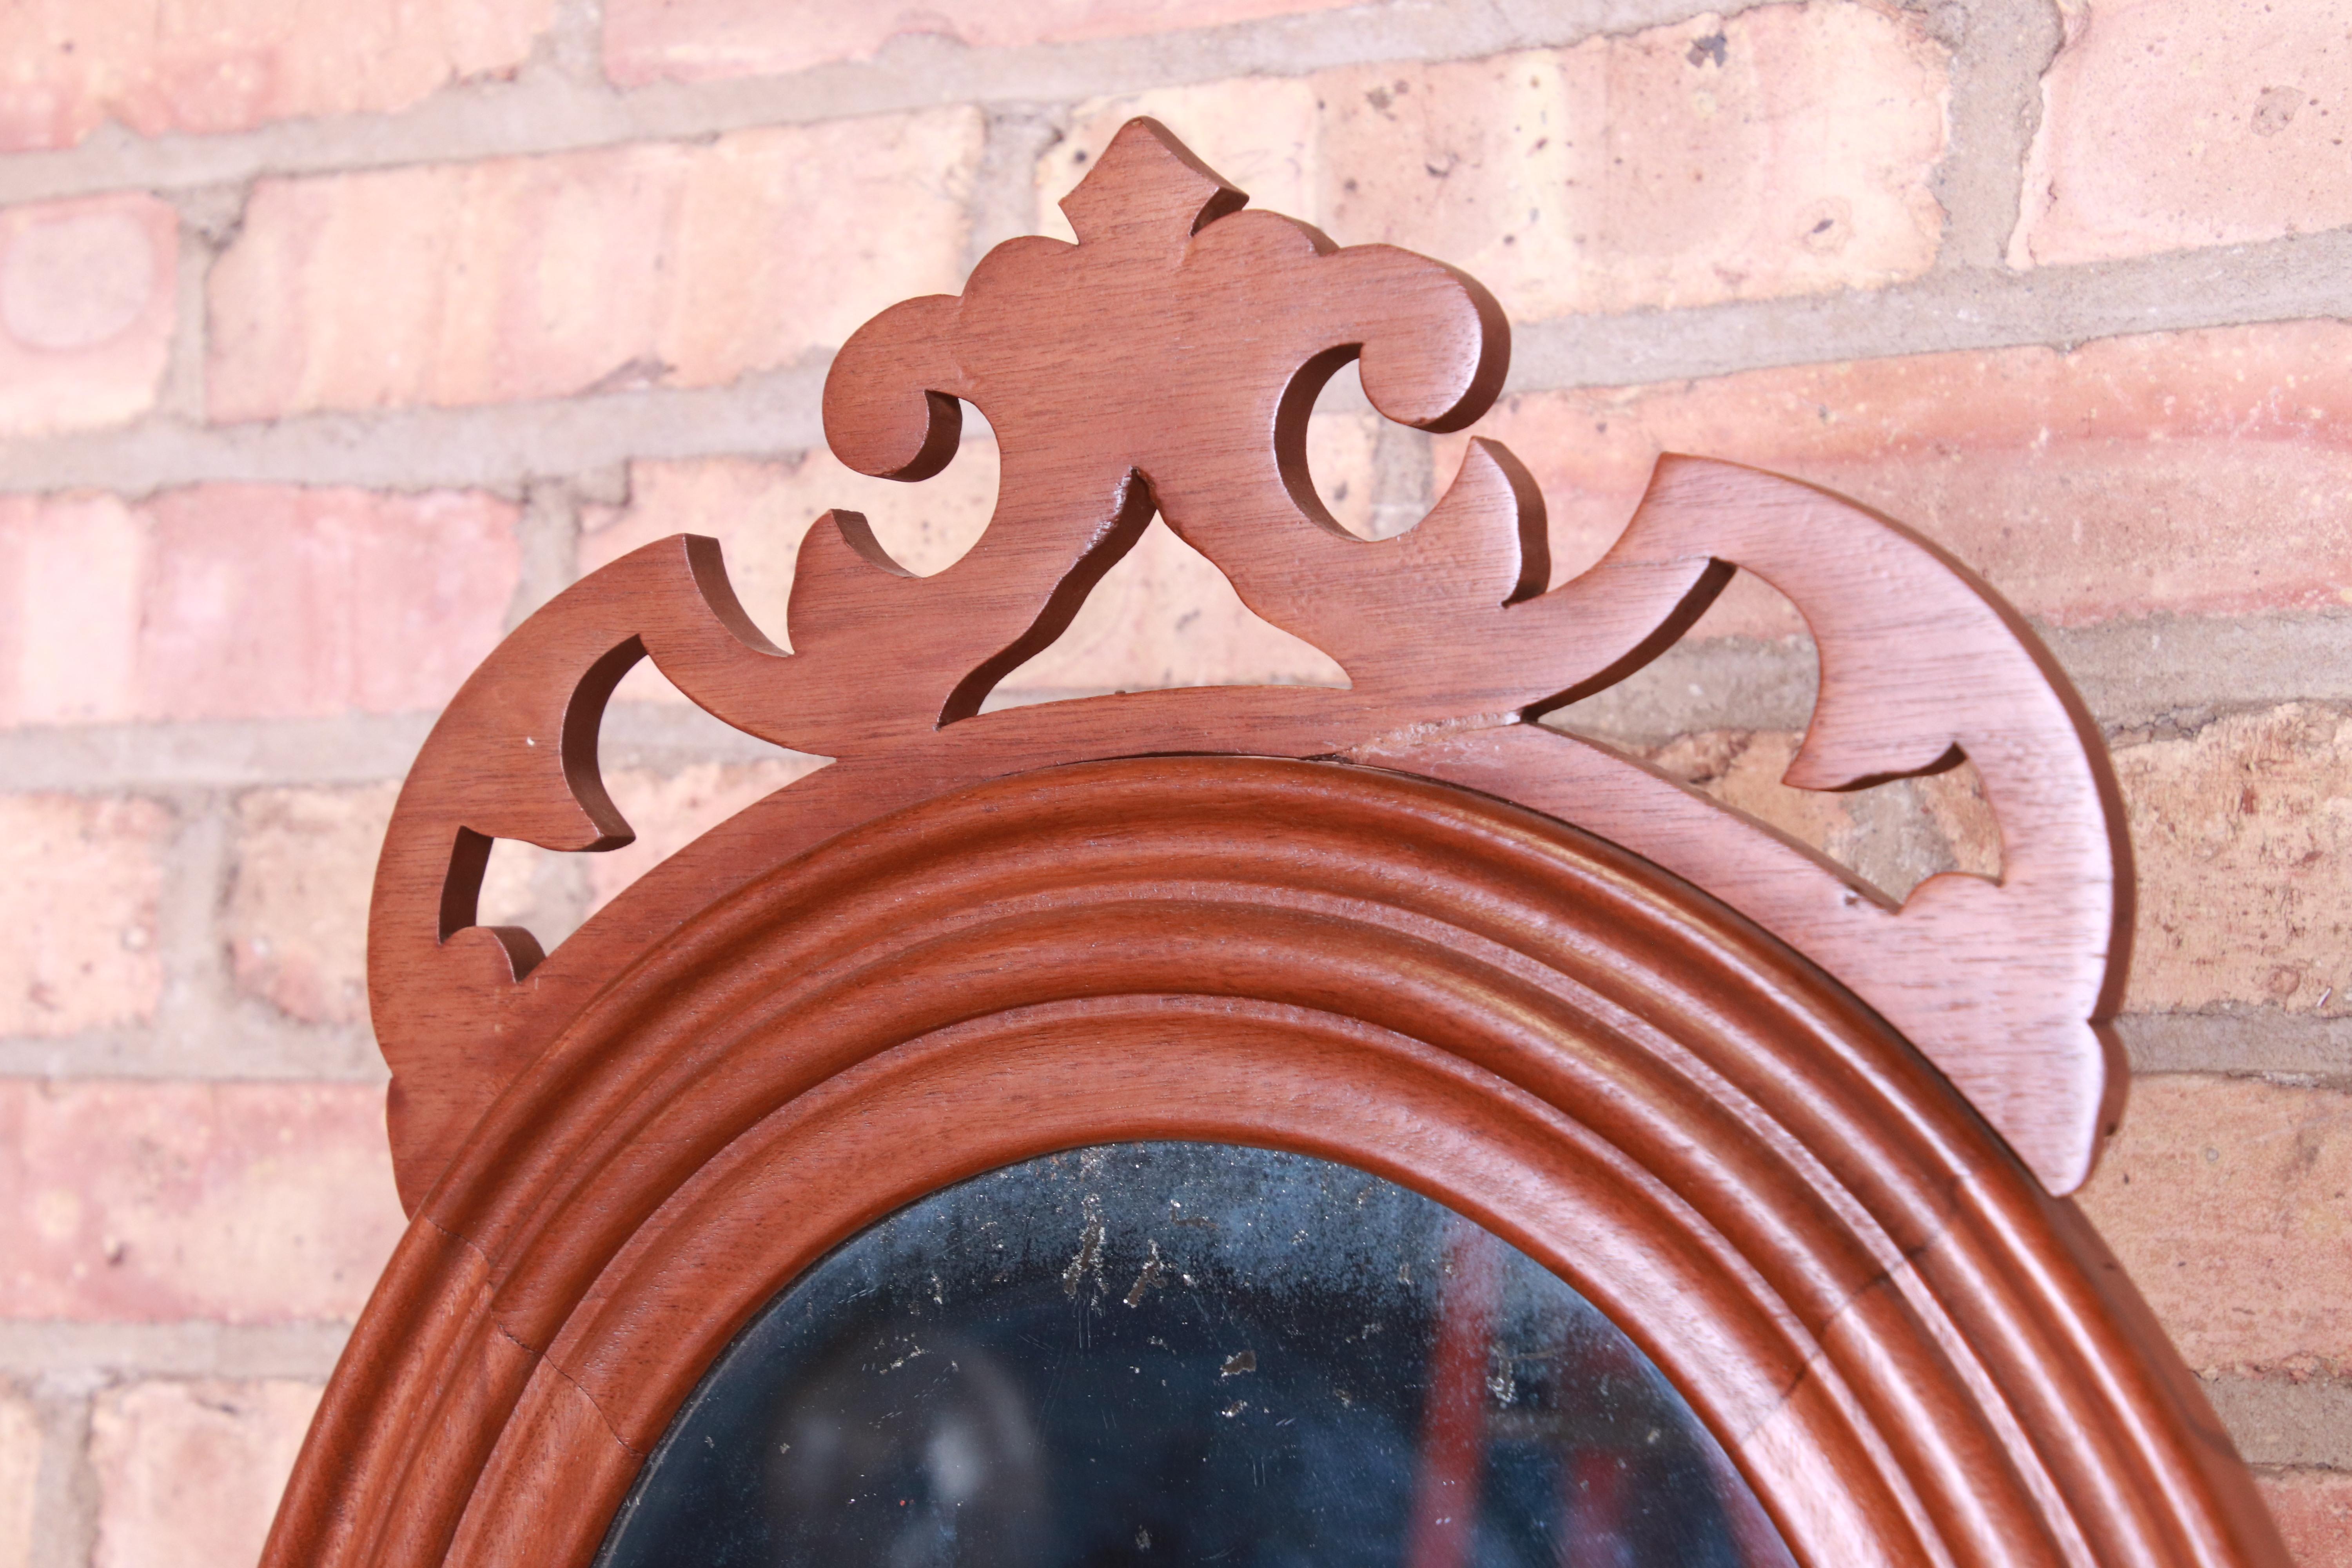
[264,121,2290,1566]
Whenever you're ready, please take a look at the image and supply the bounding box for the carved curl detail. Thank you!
[369,119,2129,1207]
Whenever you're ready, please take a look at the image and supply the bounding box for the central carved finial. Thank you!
[1056,116,1248,243]
[814,116,1518,728]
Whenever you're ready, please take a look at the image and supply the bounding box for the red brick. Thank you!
[1,486,519,727]
[141,485,521,720]
[227,786,398,1027]
[1042,5,1949,322]
[89,1379,320,1568]
[2076,1076,2352,1375]
[2115,706,2352,1015]
[0,1081,402,1322]
[602,0,1358,87]
[0,493,143,726]
[583,442,1353,702]
[0,194,175,437]
[2014,0,2352,267]
[0,0,553,152]
[1437,321,2352,638]
[0,796,169,1038]
[2263,1470,2352,1566]
[0,1384,33,1568]
[207,111,982,421]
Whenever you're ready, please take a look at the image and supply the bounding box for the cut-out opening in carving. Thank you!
[1277,355,1441,544]
[470,831,580,960]
[862,401,1000,578]
[470,661,828,956]
[1633,732,2001,906]
[1289,358,1434,543]
[940,471,1158,724]
[1546,573,2002,905]
[984,513,1350,711]
[576,424,1002,659]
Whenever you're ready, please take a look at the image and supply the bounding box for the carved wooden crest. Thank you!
[369,117,2130,1207]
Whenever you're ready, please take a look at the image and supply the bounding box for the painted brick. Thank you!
[0,1383,33,1568]
[0,485,520,728]
[0,1080,403,1322]
[2115,706,2352,1015]
[0,193,175,437]
[89,1379,321,1568]
[1437,321,2352,639]
[0,0,552,152]
[2014,0,2352,267]
[2076,1076,2352,1375]
[2263,1470,2352,1566]
[1041,5,1948,322]
[0,795,169,1038]
[208,111,982,421]
[603,0,1356,86]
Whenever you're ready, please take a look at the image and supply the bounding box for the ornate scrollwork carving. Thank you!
[370,118,2129,1208]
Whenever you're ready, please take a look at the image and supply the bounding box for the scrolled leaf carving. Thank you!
[369,117,2131,1208]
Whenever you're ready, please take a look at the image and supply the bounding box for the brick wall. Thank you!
[2,0,2348,1561]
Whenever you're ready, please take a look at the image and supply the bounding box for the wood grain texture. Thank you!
[294,761,2278,1568]
[368,117,2125,1201]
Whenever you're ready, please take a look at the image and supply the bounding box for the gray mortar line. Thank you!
[1545,639,1818,744]
[2120,1013,2352,1090]
[2045,613,2352,739]
[1552,613,2352,746]
[967,105,1071,272]
[1506,227,2352,393]
[25,1381,97,1568]
[0,0,1766,207]
[9,227,2351,499]
[0,361,831,497]
[1,614,2345,795]
[0,1021,387,1083]
[0,713,437,791]
[510,479,587,630]
[1924,0,2060,273]
[148,793,238,1078]
[1367,419,1436,541]
[157,200,215,422]
[2201,1374,2352,1471]
[0,1321,352,1381]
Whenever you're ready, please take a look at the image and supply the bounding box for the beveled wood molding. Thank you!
[290,762,2276,1567]
[274,118,2282,1568]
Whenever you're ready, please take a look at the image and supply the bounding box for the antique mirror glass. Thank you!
[596,1142,1793,1567]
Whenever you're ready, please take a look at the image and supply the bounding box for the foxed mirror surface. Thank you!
[595,1142,1793,1567]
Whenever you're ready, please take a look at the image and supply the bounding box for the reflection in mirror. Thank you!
[596,1143,1793,1567]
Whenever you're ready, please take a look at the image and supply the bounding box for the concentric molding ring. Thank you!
[276,758,2277,1568]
